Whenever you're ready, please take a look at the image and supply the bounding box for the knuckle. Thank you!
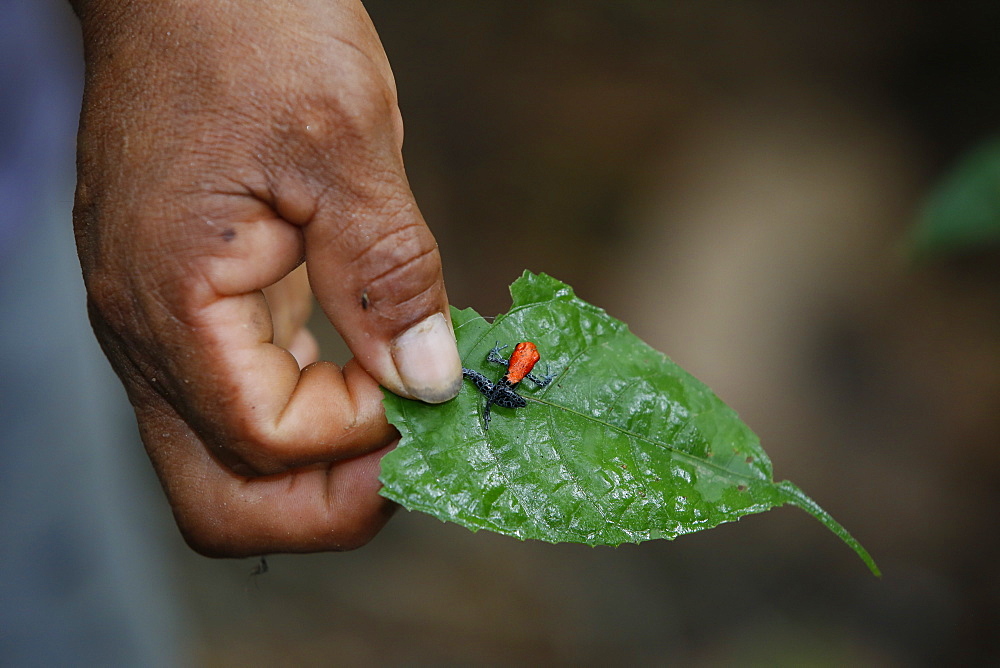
[177,522,233,558]
[280,65,399,157]
[329,529,376,552]
[356,214,434,276]
[226,419,298,472]
[173,494,382,557]
[319,512,381,552]
[176,515,377,558]
[352,219,443,325]
[323,52,399,140]
[171,497,244,558]
[176,519,264,560]
[332,79,396,141]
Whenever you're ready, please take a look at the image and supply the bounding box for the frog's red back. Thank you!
[505,342,540,384]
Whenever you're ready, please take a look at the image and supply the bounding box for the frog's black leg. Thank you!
[526,363,556,388]
[487,341,510,367]
[491,387,527,409]
[463,368,498,430]
[462,367,495,396]
[463,362,529,431]
[483,377,504,431]
[482,379,528,430]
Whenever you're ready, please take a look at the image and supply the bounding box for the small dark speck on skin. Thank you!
[361,290,370,310]
[221,228,236,242]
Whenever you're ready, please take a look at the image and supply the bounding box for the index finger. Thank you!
[141,194,395,475]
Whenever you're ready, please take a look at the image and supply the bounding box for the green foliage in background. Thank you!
[380,272,879,575]
[913,137,1000,257]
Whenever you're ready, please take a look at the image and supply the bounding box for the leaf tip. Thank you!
[777,481,881,577]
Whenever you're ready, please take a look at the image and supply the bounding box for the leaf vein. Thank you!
[527,396,763,485]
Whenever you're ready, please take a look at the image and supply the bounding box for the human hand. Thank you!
[71,0,461,556]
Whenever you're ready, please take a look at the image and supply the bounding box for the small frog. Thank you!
[462,341,555,430]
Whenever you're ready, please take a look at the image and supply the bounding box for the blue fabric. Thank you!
[0,0,82,264]
[0,2,187,665]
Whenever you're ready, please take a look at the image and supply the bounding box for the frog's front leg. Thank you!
[525,364,556,388]
[487,341,510,367]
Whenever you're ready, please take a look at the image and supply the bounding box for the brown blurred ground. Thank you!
[175,2,1000,665]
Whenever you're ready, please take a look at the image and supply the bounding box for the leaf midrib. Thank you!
[458,304,766,487]
[526,395,766,486]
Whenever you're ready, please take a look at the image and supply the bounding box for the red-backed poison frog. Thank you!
[462,341,556,430]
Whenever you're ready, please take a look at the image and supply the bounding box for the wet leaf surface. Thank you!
[380,272,879,575]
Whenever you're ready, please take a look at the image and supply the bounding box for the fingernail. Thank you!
[391,312,463,403]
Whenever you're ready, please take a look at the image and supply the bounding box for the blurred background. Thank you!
[3,0,999,665]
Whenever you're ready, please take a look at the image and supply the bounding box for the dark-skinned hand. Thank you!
[71,0,462,556]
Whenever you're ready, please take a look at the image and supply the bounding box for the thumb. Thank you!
[297,148,462,404]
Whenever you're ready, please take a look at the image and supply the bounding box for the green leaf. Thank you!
[912,137,1000,258]
[380,271,879,576]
